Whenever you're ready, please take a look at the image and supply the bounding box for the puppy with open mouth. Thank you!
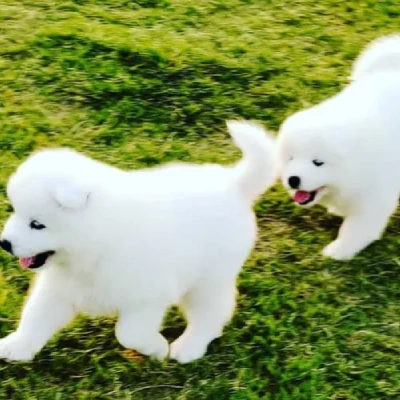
[276,34,400,260]
[0,121,276,363]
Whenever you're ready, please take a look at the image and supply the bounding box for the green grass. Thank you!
[0,0,399,398]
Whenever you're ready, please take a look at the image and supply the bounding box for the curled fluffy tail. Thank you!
[227,120,276,203]
[350,34,400,81]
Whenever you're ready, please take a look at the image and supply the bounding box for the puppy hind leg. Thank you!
[170,279,237,364]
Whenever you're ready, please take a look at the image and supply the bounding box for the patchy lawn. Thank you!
[0,0,399,398]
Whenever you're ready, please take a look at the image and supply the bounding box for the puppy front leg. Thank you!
[0,285,75,361]
[116,306,169,360]
[323,198,396,260]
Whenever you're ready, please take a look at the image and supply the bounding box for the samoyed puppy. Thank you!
[0,121,276,363]
[276,34,400,260]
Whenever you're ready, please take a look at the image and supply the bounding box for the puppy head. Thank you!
[1,149,91,271]
[277,108,353,207]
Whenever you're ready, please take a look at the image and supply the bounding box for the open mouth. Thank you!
[292,189,320,206]
[19,251,55,270]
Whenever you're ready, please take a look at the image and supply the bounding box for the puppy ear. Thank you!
[51,178,90,210]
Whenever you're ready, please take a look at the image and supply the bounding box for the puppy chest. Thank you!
[321,194,349,216]
[73,292,118,317]
[68,280,122,317]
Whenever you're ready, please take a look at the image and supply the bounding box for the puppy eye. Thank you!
[313,160,324,167]
[30,220,46,230]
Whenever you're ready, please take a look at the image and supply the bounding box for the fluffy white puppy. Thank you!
[0,121,275,363]
[276,34,400,260]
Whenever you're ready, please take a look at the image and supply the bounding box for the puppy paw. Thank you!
[322,240,356,260]
[0,333,36,362]
[129,334,169,361]
[147,336,169,361]
[170,334,208,364]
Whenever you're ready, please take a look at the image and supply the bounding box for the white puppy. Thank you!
[276,34,400,260]
[0,121,276,363]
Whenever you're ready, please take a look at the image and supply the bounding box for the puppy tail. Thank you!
[350,34,400,81]
[227,120,277,203]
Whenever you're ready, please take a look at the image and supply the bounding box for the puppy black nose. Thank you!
[0,239,13,255]
[288,176,301,189]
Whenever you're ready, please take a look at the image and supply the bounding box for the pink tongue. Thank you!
[293,190,311,204]
[19,257,34,270]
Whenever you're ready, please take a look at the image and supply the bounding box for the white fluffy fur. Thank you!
[0,121,275,363]
[277,34,400,260]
